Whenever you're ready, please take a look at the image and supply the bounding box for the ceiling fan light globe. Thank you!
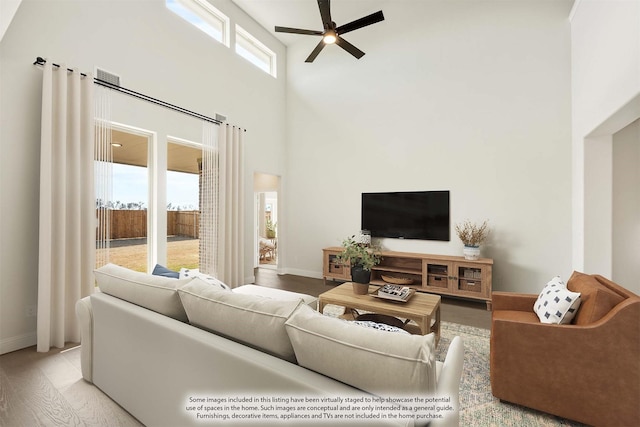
[323,32,337,44]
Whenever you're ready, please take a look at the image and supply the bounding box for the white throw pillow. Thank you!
[534,276,582,324]
[179,268,230,291]
[178,278,303,362]
[94,263,193,321]
[285,305,436,395]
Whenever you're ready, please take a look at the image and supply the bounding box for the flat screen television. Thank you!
[361,191,450,241]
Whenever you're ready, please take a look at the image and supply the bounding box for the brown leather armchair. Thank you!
[490,272,640,427]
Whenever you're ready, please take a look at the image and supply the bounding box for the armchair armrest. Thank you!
[491,291,537,312]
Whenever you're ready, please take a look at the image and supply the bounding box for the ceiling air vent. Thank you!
[96,67,121,87]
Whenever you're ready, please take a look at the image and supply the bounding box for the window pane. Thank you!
[167,141,201,271]
[236,25,276,77]
[96,130,149,272]
[166,0,229,46]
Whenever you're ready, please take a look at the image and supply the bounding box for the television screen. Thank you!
[361,191,450,241]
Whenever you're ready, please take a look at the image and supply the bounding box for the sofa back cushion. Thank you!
[95,263,192,322]
[285,304,436,395]
[567,271,625,325]
[178,278,303,362]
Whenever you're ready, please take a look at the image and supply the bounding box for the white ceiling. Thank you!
[231,0,387,46]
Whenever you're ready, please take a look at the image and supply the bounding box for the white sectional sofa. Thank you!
[76,264,464,427]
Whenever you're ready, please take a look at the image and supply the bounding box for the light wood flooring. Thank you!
[0,268,491,426]
[0,343,143,427]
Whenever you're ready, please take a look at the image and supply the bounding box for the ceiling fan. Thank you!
[275,0,384,63]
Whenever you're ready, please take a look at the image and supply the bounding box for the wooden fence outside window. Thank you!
[96,210,199,239]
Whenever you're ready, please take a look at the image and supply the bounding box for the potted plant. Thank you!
[455,219,490,260]
[265,218,276,239]
[337,235,382,294]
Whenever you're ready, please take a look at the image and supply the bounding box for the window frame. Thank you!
[166,0,230,47]
[235,24,277,78]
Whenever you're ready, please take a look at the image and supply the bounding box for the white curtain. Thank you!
[217,124,245,287]
[94,86,113,268]
[199,122,218,276]
[37,61,95,352]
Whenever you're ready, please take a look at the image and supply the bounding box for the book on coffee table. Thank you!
[372,284,415,302]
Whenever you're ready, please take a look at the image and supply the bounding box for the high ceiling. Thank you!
[231,0,387,46]
[109,1,392,174]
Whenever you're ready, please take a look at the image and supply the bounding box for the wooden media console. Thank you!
[322,247,493,310]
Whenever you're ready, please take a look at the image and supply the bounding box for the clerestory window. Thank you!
[166,0,277,78]
[166,0,230,47]
[235,25,277,77]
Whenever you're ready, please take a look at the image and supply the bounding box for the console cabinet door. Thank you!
[424,261,453,292]
[452,262,491,300]
[323,249,351,281]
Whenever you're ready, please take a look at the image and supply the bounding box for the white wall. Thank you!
[571,0,640,283]
[0,0,287,354]
[283,0,574,294]
[612,119,639,293]
[0,0,21,42]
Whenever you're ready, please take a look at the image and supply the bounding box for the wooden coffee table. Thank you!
[318,283,441,345]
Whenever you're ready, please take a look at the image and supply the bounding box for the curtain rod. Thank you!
[33,57,223,125]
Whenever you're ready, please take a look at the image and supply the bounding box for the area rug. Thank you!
[321,305,584,426]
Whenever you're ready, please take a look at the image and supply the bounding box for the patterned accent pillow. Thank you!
[534,276,582,324]
[179,268,230,291]
[351,320,410,334]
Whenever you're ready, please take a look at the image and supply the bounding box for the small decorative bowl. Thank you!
[381,275,413,285]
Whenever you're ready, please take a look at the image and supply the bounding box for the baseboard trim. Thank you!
[279,268,323,280]
[0,331,36,355]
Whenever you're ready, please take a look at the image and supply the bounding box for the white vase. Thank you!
[463,245,480,260]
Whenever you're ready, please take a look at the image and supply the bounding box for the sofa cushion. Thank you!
[534,276,581,324]
[493,309,540,323]
[567,271,624,325]
[178,278,303,362]
[179,268,230,291]
[94,263,192,321]
[233,284,317,309]
[285,304,436,395]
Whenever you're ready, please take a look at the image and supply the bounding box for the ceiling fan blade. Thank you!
[335,36,365,59]
[305,40,326,63]
[336,10,384,35]
[275,26,323,35]
[318,0,332,28]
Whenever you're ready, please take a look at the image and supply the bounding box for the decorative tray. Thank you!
[381,274,413,285]
[370,287,415,303]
